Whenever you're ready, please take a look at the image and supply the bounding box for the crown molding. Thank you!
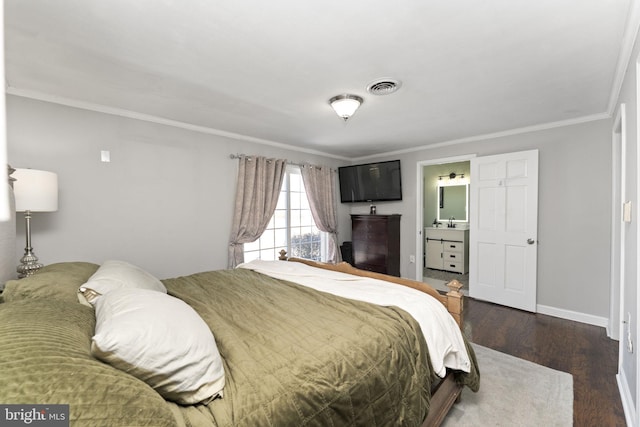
[7,86,611,163]
[352,112,611,162]
[607,0,640,115]
[5,86,351,161]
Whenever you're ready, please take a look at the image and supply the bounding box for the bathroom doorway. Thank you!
[416,155,474,293]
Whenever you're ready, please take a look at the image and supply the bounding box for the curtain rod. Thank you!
[229,153,333,171]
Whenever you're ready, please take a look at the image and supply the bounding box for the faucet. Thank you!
[448,217,455,228]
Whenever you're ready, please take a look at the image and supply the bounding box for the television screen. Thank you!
[338,160,402,203]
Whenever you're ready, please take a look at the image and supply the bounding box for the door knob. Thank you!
[527,238,536,245]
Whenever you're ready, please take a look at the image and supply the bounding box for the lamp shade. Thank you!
[13,168,58,212]
[329,94,363,121]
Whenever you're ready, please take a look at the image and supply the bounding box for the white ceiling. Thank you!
[4,0,635,159]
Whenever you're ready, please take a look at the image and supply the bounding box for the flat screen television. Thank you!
[338,160,403,203]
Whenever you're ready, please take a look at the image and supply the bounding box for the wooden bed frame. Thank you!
[279,252,466,427]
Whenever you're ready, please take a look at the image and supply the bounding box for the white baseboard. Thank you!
[536,304,609,328]
[617,370,637,427]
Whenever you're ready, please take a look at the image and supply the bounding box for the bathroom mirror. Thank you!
[437,183,469,222]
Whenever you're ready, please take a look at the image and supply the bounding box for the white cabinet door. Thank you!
[425,239,444,270]
[469,150,539,312]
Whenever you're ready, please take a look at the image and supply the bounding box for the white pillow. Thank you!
[78,260,166,305]
[91,287,225,404]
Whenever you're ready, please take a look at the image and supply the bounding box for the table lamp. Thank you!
[13,168,58,278]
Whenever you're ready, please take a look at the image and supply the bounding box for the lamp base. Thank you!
[17,250,43,279]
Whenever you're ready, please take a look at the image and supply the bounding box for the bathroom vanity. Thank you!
[425,227,469,274]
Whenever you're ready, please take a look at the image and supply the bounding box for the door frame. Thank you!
[610,103,626,341]
[415,154,476,281]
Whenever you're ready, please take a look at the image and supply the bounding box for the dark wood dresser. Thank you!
[351,214,401,276]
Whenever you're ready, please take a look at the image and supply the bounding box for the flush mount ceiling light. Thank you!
[329,94,363,121]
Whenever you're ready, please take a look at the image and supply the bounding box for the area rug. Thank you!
[424,268,469,287]
[442,344,573,426]
[423,268,469,296]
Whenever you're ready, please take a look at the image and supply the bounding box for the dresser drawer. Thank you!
[353,232,387,245]
[442,241,463,253]
[443,261,463,273]
[354,242,388,258]
[443,251,462,262]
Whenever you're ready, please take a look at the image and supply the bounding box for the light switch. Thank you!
[623,201,632,223]
[101,150,111,162]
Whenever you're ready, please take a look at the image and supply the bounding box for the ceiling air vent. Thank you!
[366,79,402,96]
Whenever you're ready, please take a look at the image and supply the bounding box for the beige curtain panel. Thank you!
[300,164,341,263]
[228,156,286,268]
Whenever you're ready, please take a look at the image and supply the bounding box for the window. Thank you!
[244,166,327,262]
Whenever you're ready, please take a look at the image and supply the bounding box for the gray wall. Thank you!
[7,94,614,320]
[7,95,350,279]
[6,90,625,401]
[349,119,612,322]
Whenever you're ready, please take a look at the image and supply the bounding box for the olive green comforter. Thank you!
[0,262,479,426]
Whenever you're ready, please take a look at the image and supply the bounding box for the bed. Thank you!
[0,257,479,426]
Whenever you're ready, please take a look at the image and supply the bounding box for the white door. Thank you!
[425,238,443,270]
[469,150,539,312]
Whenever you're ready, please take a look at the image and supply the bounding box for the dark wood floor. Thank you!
[463,298,627,426]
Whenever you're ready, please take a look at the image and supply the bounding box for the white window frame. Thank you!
[244,165,328,262]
